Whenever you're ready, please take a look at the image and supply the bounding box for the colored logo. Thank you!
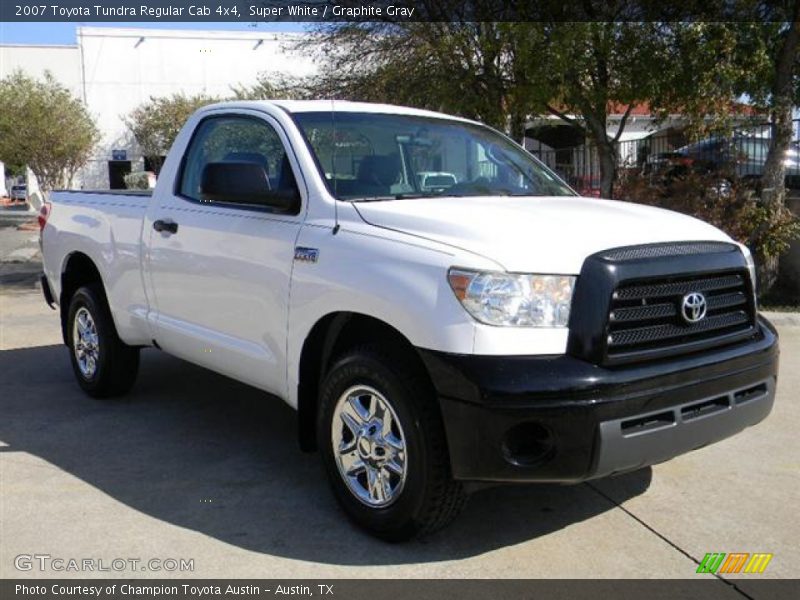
[681,292,708,323]
[697,552,773,574]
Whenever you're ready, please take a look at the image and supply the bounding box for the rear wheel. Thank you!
[66,284,139,398]
[318,344,466,541]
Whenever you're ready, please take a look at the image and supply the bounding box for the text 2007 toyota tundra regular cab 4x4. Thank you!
[41,101,779,540]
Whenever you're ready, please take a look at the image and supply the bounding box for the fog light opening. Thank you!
[502,422,555,467]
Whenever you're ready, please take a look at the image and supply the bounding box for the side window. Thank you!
[179,116,298,209]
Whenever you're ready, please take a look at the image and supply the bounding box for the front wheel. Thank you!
[66,284,139,398]
[317,345,466,541]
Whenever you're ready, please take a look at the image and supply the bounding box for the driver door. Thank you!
[145,112,303,396]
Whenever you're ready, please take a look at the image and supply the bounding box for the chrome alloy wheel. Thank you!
[331,385,408,507]
[72,307,99,379]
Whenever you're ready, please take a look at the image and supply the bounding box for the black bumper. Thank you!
[419,317,779,483]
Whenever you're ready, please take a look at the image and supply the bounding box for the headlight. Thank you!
[448,268,576,327]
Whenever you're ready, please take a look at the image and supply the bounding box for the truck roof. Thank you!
[202,99,476,124]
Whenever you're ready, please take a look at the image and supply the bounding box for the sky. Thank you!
[0,22,307,45]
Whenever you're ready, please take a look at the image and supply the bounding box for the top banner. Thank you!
[0,1,793,23]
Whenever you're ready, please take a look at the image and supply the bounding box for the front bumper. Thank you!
[419,317,779,483]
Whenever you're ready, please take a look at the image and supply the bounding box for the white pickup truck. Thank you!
[40,100,779,541]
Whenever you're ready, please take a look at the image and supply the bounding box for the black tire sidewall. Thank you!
[318,351,434,540]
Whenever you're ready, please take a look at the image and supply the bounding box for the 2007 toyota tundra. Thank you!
[40,100,779,540]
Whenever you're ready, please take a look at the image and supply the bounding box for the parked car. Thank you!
[10,184,27,201]
[674,136,800,182]
[40,101,778,541]
[643,151,694,177]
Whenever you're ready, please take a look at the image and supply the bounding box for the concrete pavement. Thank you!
[0,272,797,581]
[0,224,39,265]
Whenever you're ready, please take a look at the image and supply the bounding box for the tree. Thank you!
[304,17,722,198]
[125,93,218,174]
[737,8,800,290]
[519,22,678,197]
[230,72,314,100]
[760,18,800,202]
[304,21,534,137]
[664,8,800,291]
[0,70,98,192]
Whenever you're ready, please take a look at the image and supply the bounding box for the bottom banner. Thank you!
[2,579,798,600]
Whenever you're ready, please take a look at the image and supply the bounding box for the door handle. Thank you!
[153,219,178,234]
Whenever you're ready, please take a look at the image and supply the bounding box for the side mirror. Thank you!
[200,162,299,212]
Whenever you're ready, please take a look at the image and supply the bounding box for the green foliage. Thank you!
[123,172,151,190]
[124,93,218,173]
[0,70,98,192]
[654,18,799,139]
[303,22,535,134]
[230,73,314,100]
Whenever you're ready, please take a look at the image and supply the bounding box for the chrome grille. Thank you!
[606,270,755,362]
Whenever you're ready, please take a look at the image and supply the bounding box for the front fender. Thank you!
[285,224,482,408]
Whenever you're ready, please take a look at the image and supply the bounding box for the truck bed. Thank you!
[44,188,152,346]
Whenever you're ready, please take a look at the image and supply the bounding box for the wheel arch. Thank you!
[296,311,436,452]
[59,252,106,345]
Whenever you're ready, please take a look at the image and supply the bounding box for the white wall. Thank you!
[0,43,82,94]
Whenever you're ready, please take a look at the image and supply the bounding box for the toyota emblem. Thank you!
[681,292,707,323]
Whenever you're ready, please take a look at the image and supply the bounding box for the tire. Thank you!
[317,344,466,541]
[66,284,139,398]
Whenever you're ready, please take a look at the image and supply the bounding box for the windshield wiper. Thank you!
[352,193,431,202]
[349,195,397,202]
[393,193,429,199]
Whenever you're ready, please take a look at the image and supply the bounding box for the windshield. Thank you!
[292,112,575,201]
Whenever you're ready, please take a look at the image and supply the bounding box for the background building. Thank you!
[1,26,315,190]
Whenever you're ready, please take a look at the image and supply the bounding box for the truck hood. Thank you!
[353,195,733,273]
